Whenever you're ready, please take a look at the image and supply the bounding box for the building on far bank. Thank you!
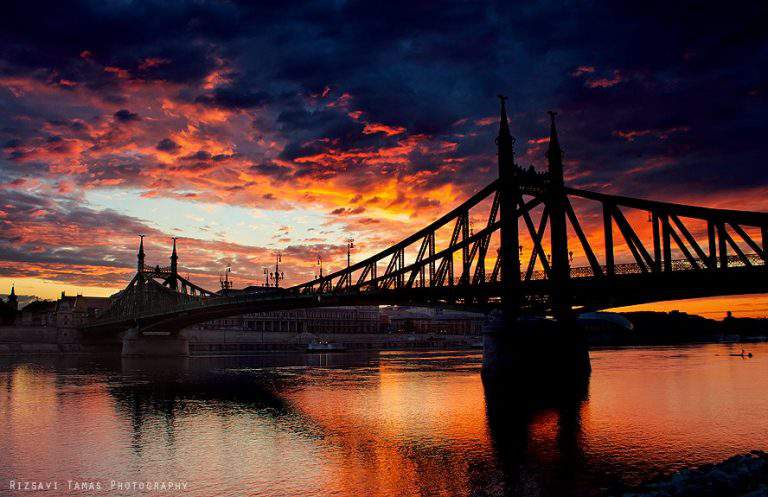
[197,306,380,334]
[17,292,111,328]
[19,300,56,326]
[379,306,484,335]
[53,293,112,327]
[197,302,484,336]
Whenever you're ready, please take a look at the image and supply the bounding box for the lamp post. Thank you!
[345,238,354,288]
[270,252,284,288]
[220,267,232,294]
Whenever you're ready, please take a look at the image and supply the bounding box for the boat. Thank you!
[307,341,346,352]
[728,349,753,358]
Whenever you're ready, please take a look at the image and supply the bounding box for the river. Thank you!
[1,343,767,496]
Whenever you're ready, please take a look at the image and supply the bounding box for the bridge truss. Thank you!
[85,99,768,333]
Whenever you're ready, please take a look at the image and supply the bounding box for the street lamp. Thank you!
[270,252,284,288]
[220,267,232,294]
[345,238,354,288]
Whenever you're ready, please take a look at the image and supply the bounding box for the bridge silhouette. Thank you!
[84,98,768,342]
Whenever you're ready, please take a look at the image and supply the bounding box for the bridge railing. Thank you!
[565,187,768,278]
[559,254,766,280]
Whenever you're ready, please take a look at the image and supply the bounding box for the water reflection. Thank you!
[1,345,767,497]
[482,372,591,496]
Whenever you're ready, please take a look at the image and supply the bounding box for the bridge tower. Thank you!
[544,111,591,380]
[120,235,191,357]
[169,237,179,291]
[496,95,521,320]
[546,112,570,322]
[137,234,145,272]
[483,104,591,388]
[135,234,147,309]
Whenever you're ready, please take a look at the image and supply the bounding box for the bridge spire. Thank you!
[170,237,179,290]
[496,95,521,319]
[546,111,563,180]
[137,235,145,272]
[496,95,515,174]
[170,237,178,274]
[545,111,571,322]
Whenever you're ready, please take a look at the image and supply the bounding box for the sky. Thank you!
[0,1,767,316]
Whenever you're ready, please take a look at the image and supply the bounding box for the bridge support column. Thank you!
[481,314,591,387]
[121,328,189,357]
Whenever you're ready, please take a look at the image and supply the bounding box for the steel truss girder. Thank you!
[570,187,768,275]
[89,175,768,331]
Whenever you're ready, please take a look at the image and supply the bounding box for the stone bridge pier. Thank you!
[121,327,190,357]
[481,311,591,388]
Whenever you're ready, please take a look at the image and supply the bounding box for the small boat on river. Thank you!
[729,349,753,358]
[307,341,347,352]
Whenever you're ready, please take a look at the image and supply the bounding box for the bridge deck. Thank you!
[83,262,768,334]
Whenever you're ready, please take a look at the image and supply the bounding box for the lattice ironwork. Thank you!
[84,100,768,333]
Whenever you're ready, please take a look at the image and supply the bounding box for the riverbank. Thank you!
[0,325,482,355]
[614,451,768,496]
[588,311,768,346]
[2,310,766,355]
[0,325,103,354]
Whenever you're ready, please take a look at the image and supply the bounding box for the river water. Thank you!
[1,343,767,497]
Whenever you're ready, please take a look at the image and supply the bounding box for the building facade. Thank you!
[380,306,484,335]
[197,306,381,334]
[18,293,111,328]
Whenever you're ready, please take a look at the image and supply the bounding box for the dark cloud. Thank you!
[329,206,366,216]
[250,162,292,182]
[113,109,140,122]
[156,138,180,153]
[181,150,212,161]
[195,84,271,109]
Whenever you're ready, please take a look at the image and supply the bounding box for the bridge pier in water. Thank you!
[121,328,190,357]
[481,313,591,388]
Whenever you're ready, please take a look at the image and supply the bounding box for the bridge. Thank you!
[83,98,768,377]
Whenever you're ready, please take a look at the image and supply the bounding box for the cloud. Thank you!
[195,84,271,109]
[156,138,180,153]
[571,65,595,77]
[113,109,140,122]
[585,70,623,89]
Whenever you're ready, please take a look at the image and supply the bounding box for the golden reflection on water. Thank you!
[0,344,767,497]
[287,358,493,497]
[583,344,768,475]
